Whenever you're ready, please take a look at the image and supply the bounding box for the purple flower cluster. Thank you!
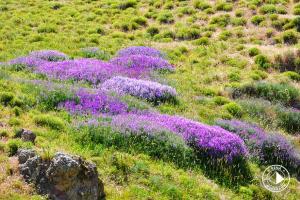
[216,120,267,158]
[117,46,165,58]
[9,56,47,68]
[36,58,167,84]
[29,50,68,61]
[101,76,177,103]
[111,113,248,163]
[216,120,300,174]
[110,55,174,71]
[60,89,128,115]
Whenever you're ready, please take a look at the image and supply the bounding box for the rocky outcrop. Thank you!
[16,129,36,143]
[18,150,105,200]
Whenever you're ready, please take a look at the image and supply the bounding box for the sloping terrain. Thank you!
[0,0,300,199]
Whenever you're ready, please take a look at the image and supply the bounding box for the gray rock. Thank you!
[20,129,36,143]
[18,150,105,200]
[17,149,36,164]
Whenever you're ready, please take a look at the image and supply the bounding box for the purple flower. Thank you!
[9,56,47,67]
[111,113,248,163]
[29,50,68,61]
[216,119,300,175]
[36,58,156,84]
[60,88,128,115]
[216,120,267,158]
[110,55,174,71]
[101,76,177,103]
[117,46,165,58]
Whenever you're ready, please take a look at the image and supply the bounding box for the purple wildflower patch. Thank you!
[117,46,165,58]
[101,76,177,103]
[29,50,68,61]
[111,113,248,163]
[110,55,174,71]
[36,58,156,84]
[9,56,47,68]
[60,89,128,115]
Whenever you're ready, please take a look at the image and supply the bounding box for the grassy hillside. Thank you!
[0,0,300,199]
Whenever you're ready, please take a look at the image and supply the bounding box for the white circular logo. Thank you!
[262,165,290,192]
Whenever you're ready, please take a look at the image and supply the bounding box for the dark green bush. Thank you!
[215,2,233,11]
[157,12,174,24]
[147,26,159,36]
[277,108,300,134]
[248,47,260,57]
[210,14,231,27]
[176,27,201,40]
[0,92,14,106]
[259,4,277,14]
[193,37,209,45]
[251,15,265,25]
[254,54,271,70]
[194,1,211,10]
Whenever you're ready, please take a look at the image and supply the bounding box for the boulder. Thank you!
[18,150,105,200]
[16,129,36,143]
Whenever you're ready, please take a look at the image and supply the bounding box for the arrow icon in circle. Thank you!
[275,172,284,184]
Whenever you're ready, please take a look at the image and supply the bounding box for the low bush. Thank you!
[147,26,159,36]
[259,4,277,14]
[194,1,211,10]
[254,54,271,69]
[224,102,243,118]
[248,47,260,57]
[176,27,201,40]
[251,15,265,25]
[210,14,231,27]
[157,12,174,24]
[232,82,300,108]
[193,37,209,45]
[282,30,298,45]
[0,92,14,106]
[80,47,110,60]
[215,2,233,11]
[283,71,300,81]
[118,0,137,10]
[34,114,65,130]
[277,108,300,134]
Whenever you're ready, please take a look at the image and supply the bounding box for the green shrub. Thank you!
[7,139,32,156]
[219,30,232,40]
[254,54,271,69]
[210,14,230,27]
[133,17,147,26]
[0,92,14,106]
[282,30,298,44]
[231,17,247,26]
[176,27,201,40]
[157,12,174,24]
[215,2,233,11]
[234,82,300,107]
[37,25,57,33]
[294,17,300,32]
[259,4,277,14]
[283,71,300,81]
[251,15,265,25]
[213,96,230,105]
[8,117,21,126]
[250,70,268,80]
[228,72,241,82]
[224,102,243,118]
[294,4,300,15]
[34,114,65,130]
[248,47,260,57]
[118,0,137,10]
[193,37,209,45]
[13,106,22,116]
[0,130,8,137]
[147,26,159,36]
[277,108,300,134]
[194,1,211,10]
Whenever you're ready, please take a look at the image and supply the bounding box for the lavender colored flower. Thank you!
[29,50,68,61]
[216,119,300,175]
[60,89,128,115]
[101,76,177,103]
[117,46,165,58]
[110,55,174,71]
[216,120,267,158]
[9,56,47,68]
[111,113,248,163]
[36,58,155,84]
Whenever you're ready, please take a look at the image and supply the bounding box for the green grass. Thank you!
[0,0,300,199]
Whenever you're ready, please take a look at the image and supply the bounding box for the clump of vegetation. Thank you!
[282,30,298,44]
[274,50,300,73]
[254,54,271,69]
[34,114,65,130]
[248,47,260,57]
[224,102,243,118]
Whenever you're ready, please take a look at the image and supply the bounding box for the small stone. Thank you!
[20,129,36,143]
[17,149,36,164]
